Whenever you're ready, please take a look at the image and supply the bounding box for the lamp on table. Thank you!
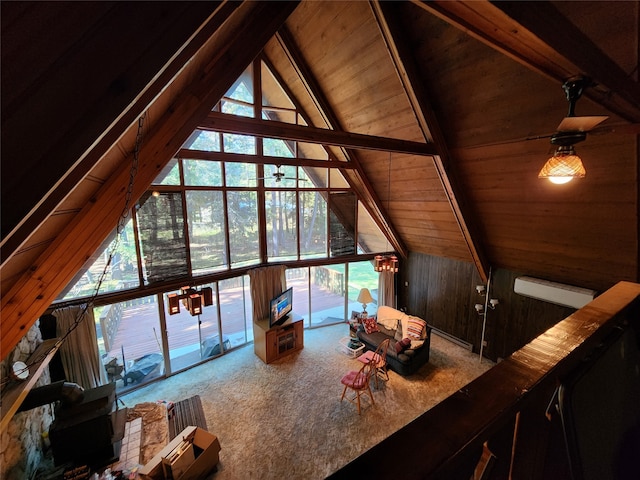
[357,288,374,318]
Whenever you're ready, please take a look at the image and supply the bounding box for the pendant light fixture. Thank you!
[374,152,398,273]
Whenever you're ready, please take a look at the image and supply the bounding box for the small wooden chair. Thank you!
[358,338,390,389]
[340,358,376,414]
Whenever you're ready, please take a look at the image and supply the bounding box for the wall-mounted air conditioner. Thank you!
[514,276,597,309]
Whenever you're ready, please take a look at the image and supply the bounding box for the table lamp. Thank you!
[357,288,374,318]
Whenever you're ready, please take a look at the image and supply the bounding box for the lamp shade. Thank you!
[357,288,374,305]
[538,146,586,184]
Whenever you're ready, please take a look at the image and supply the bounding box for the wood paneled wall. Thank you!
[399,252,575,361]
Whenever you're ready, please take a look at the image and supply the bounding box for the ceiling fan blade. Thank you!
[556,115,609,132]
[590,123,640,136]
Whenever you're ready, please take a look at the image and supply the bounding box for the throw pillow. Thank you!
[362,317,379,334]
[406,317,427,340]
[395,337,411,354]
[394,319,403,341]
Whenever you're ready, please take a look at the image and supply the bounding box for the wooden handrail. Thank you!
[328,281,640,479]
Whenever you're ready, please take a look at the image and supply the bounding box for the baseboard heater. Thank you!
[431,327,473,351]
[514,276,597,309]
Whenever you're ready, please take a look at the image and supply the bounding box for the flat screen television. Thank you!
[269,287,293,328]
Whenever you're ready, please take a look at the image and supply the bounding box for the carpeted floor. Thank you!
[120,323,493,479]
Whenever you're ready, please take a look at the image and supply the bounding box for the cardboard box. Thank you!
[139,426,221,480]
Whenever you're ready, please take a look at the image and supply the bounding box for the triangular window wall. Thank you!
[59,59,388,301]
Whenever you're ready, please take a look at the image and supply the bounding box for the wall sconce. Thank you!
[167,286,213,316]
[489,298,500,309]
[474,303,484,315]
[476,285,486,295]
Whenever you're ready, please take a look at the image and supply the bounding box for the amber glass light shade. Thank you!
[538,146,586,184]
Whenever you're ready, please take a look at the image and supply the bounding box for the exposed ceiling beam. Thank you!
[0,0,299,357]
[415,0,640,122]
[372,1,490,282]
[201,112,438,156]
[176,149,358,169]
[275,26,408,258]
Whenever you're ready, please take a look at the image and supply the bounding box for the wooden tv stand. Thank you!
[254,314,303,364]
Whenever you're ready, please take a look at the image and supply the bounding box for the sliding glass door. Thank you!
[95,295,164,394]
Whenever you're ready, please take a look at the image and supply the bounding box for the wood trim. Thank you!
[371,0,490,282]
[0,1,299,357]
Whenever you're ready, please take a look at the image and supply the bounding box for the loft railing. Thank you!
[329,281,640,480]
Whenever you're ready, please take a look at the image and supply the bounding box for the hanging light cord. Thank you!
[1,112,148,389]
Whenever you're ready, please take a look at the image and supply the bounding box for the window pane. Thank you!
[225,162,257,187]
[219,276,252,348]
[224,64,253,103]
[262,108,296,124]
[223,134,256,155]
[263,138,294,158]
[59,219,140,300]
[265,190,298,261]
[95,296,163,395]
[264,164,296,188]
[309,265,346,327]
[299,191,327,259]
[357,200,388,253]
[285,268,309,326]
[261,61,295,111]
[329,192,356,257]
[165,284,221,372]
[297,142,329,160]
[186,191,227,275]
[303,167,328,188]
[227,191,260,267]
[137,192,189,284]
[347,261,379,317]
[183,160,222,187]
[329,168,349,188]
[183,130,220,152]
[222,99,253,117]
[153,158,181,185]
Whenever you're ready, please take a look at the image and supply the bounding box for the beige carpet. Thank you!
[121,323,493,479]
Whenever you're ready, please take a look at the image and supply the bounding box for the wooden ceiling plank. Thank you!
[417,0,640,123]
[0,0,299,357]
[274,27,409,258]
[371,0,490,283]
[0,1,238,268]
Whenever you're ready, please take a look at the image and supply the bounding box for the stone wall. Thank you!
[0,322,54,480]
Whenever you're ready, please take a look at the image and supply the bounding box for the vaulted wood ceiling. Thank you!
[2,1,638,356]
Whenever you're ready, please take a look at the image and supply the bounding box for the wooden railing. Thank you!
[328,281,640,479]
[99,303,123,352]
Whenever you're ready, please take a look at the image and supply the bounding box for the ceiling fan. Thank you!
[259,164,307,183]
[537,76,609,184]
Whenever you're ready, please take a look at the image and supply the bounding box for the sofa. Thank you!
[356,306,431,376]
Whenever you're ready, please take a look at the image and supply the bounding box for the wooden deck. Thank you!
[104,279,367,386]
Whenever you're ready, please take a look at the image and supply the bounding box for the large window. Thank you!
[60,58,392,394]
